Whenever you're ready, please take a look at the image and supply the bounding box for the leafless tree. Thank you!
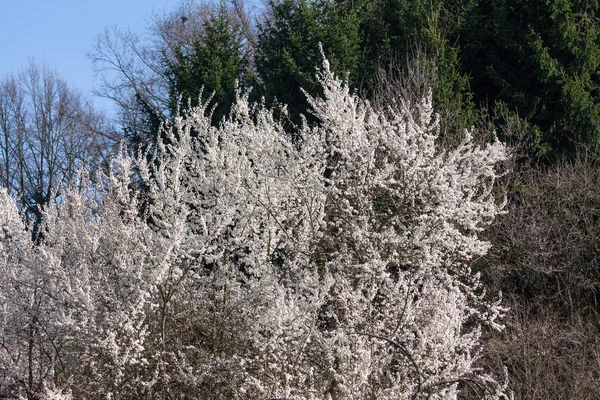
[0,61,116,224]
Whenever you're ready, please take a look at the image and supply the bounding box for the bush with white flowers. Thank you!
[0,57,509,399]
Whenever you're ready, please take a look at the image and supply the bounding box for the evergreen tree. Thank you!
[165,4,252,127]
[459,0,600,156]
[92,1,253,155]
[256,0,477,134]
[123,93,165,155]
[256,0,362,127]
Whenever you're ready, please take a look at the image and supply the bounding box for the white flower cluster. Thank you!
[0,57,510,399]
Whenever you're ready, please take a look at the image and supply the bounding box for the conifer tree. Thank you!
[165,3,252,127]
[459,0,600,155]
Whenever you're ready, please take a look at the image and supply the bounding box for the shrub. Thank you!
[0,57,509,399]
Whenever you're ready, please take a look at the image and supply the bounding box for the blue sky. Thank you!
[1,0,178,114]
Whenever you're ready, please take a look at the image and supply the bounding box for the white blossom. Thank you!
[0,56,510,399]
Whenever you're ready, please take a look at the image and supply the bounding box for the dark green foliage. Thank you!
[165,5,251,126]
[354,0,465,89]
[459,0,600,156]
[125,3,253,154]
[121,0,600,158]
[256,0,478,134]
[256,0,362,127]
[255,0,600,156]
[354,0,480,132]
[124,93,164,155]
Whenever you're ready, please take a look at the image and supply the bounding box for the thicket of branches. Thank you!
[473,154,600,399]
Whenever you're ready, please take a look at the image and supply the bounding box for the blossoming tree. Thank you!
[0,57,509,399]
